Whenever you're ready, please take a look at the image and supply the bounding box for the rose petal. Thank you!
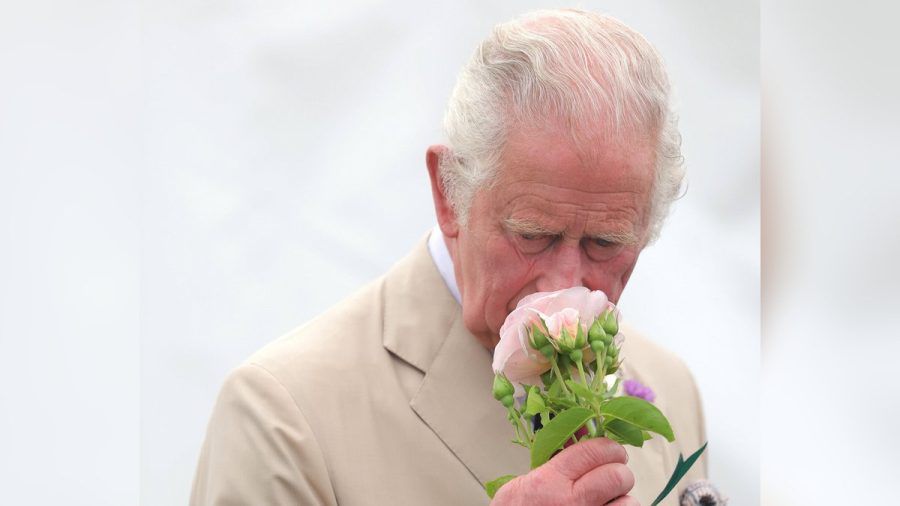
[495,287,619,388]
[545,307,580,340]
[494,345,550,384]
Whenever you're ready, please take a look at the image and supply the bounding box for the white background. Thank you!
[140,1,758,504]
[0,1,758,505]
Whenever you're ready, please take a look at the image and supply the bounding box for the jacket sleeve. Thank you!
[190,363,338,506]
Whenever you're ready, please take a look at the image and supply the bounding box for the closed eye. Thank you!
[516,233,558,253]
[582,236,625,260]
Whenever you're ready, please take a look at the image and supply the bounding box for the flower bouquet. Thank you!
[486,288,706,505]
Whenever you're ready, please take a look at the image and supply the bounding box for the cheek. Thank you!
[480,237,540,328]
[584,248,641,302]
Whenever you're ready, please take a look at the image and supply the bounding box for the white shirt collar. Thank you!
[427,225,461,305]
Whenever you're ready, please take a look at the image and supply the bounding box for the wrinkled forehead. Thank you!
[484,121,656,236]
[498,119,658,181]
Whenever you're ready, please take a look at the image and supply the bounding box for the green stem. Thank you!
[575,360,589,386]
[507,406,532,448]
[550,355,571,396]
[575,359,603,438]
[591,348,608,390]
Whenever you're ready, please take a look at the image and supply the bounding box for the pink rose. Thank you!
[544,307,581,344]
[492,287,612,386]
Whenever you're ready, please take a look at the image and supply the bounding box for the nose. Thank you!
[536,242,585,292]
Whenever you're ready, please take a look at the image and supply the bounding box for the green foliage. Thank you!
[600,396,675,442]
[604,418,645,447]
[529,407,594,469]
[493,316,701,506]
[650,442,708,506]
[484,474,517,499]
[564,379,597,404]
[523,386,546,417]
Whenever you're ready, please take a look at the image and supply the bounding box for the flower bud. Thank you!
[556,327,574,353]
[601,309,618,336]
[500,395,514,408]
[492,374,515,402]
[529,324,550,349]
[588,319,607,344]
[608,345,619,359]
[604,355,614,369]
[569,348,583,364]
[590,339,606,355]
[573,321,587,349]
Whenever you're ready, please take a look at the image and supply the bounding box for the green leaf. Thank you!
[530,407,594,469]
[604,418,645,447]
[545,394,578,410]
[650,442,707,506]
[565,379,597,403]
[485,474,517,499]
[600,396,675,442]
[539,410,551,429]
[642,431,653,441]
[548,377,563,398]
[524,386,546,417]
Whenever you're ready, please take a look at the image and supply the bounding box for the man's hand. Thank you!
[491,438,637,505]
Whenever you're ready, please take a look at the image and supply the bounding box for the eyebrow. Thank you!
[503,217,640,245]
[586,230,640,246]
[502,218,560,236]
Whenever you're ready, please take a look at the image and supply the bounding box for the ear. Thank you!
[425,145,460,238]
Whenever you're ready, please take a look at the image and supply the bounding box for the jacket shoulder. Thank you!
[246,275,388,390]
[621,324,697,389]
[620,324,708,476]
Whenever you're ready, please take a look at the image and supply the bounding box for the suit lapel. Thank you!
[381,235,458,373]
[381,234,529,485]
[409,311,530,485]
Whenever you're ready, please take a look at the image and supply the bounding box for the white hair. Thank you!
[440,9,685,243]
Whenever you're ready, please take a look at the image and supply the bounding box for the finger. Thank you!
[547,437,628,481]
[605,495,640,506]
[572,462,635,504]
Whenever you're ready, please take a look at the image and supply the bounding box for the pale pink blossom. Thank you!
[544,307,581,343]
[492,287,612,386]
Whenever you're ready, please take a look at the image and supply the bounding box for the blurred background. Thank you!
[761,0,900,503]
[140,2,758,504]
[1,1,762,504]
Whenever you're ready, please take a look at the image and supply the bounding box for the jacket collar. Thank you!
[381,233,458,373]
[382,234,530,485]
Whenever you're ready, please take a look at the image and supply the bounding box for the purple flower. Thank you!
[623,379,656,403]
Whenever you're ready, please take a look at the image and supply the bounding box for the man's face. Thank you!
[448,122,656,349]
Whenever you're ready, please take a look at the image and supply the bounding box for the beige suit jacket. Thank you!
[191,236,708,505]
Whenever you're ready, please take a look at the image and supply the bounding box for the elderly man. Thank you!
[191,9,708,506]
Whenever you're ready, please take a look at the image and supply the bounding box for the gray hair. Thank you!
[439,9,685,243]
